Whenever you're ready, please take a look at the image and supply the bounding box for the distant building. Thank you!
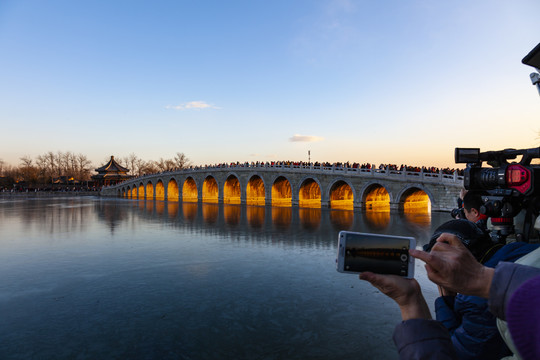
[92,156,133,186]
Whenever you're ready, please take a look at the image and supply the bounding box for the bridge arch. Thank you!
[131,185,138,199]
[182,177,198,202]
[203,175,219,203]
[396,184,433,212]
[138,183,144,199]
[223,173,241,204]
[328,179,355,210]
[155,180,165,201]
[298,177,321,208]
[246,174,266,205]
[362,182,391,211]
[271,175,292,206]
[167,179,179,201]
[145,181,154,200]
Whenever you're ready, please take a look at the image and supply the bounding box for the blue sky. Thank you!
[1,0,539,169]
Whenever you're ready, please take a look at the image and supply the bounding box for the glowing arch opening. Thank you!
[402,188,431,213]
[364,184,390,211]
[247,175,265,205]
[272,176,291,207]
[330,181,354,210]
[203,176,219,203]
[155,181,165,201]
[299,178,321,208]
[183,177,198,202]
[138,184,144,199]
[224,175,241,204]
[167,179,179,202]
[145,182,154,200]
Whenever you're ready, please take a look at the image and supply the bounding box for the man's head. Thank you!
[462,190,487,223]
[423,219,492,261]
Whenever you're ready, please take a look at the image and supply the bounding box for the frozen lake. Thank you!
[0,197,450,359]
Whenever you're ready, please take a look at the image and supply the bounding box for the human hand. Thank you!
[410,233,494,298]
[360,272,431,321]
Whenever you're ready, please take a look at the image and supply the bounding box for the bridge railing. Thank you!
[103,163,463,190]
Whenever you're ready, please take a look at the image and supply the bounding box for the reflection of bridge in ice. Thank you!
[101,164,463,212]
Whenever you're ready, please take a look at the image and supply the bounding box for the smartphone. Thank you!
[336,231,415,278]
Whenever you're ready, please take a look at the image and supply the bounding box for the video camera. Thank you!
[455,147,540,242]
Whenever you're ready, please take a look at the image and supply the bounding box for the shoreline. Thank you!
[0,191,99,198]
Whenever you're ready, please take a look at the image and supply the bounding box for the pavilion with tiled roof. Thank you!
[92,156,133,186]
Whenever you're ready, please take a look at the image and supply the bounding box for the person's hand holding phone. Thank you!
[360,272,432,321]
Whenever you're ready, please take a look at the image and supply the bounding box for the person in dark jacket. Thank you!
[423,220,539,360]
[361,236,540,360]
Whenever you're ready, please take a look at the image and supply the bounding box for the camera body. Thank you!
[455,147,540,242]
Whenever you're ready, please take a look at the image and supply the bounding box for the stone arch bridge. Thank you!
[100,164,463,212]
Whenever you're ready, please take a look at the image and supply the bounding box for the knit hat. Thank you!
[423,219,491,260]
[507,275,540,360]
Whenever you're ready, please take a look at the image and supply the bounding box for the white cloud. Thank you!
[289,134,324,142]
[165,101,220,110]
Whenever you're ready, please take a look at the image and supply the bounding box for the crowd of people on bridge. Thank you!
[190,161,463,176]
[121,160,464,184]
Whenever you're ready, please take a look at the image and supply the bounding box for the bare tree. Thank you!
[174,152,191,169]
[19,156,38,183]
[76,153,93,180]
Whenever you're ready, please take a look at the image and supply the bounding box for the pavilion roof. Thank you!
[95,156,130,173]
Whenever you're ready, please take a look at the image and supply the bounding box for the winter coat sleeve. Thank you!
[489,261,540,320]
[393,319,457,360]
[434,296,461,333]
[437,293,510,360]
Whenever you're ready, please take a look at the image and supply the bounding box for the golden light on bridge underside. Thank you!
[330,181,353,210]
[272,177,292,207]
[403,190,431,213]
[247,176,265,205]
[224,176,241,205]
[299,179,321,208]
[168,180,179,202]
[203,177,218,203]
[156,181,165,201]
[365,185,390,211]
[183,177,198,202]
[138,185,144,199]
[145,183,154,199]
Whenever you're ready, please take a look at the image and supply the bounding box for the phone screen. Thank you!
[341,232,411,276]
